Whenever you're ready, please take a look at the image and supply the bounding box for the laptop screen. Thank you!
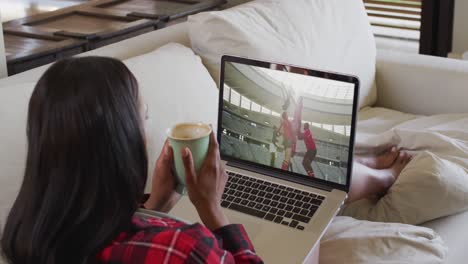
[219,57,358,188]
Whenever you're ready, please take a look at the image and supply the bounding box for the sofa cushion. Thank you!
[123,43,219,191]
[188,0,377,109]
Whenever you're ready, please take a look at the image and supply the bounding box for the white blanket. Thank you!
[336,107,468,264]
[349,107,468,222]
[321,216,447,264]
[355,108,468,164]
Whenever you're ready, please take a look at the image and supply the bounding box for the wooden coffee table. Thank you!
[3,0,226,76]
[5,30,87,75]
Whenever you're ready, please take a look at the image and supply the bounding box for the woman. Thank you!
[1,57,263,264]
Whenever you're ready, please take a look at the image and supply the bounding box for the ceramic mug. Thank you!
[167,122,211,194]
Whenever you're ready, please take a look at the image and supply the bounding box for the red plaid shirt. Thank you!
[97,212,263,263]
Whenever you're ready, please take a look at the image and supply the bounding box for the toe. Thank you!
[406,154,413,163]
[385,146,399,164]
[402,153,412,164]
[398,152,404,163]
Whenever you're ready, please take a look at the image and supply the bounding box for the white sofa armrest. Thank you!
[0,12,7,78]
[375,49,468,115]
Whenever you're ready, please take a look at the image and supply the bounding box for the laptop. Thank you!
[170,55,359,263]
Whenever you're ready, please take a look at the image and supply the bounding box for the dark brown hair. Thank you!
[1,57,148,264]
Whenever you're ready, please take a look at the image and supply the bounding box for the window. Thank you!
[364,0,422,53]
[364,0,455,57]
[334,125,345,135]
[323,124,333,131]
[251,102,261,112]
[345,126,351,136]
[261,107,272,114]
[223,85,230,101]
[230,89,240,106]
[241,97,251,110]
[419,0,455,56]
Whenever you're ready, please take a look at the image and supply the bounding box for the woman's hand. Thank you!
[182,131,229,230]
[144,140,181,213]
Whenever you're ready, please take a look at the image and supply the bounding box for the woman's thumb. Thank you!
[182,147,196,185]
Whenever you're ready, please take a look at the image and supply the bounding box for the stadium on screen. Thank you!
[221,62,354,185]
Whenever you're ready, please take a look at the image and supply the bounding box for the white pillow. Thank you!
[0,83,35,228]
[123,43,219,191]
[188,0,377,109]
[321,216,447,264]
[342,151,468,225]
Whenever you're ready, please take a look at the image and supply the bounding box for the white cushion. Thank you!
[188,0,377,109]
[321,216,448,264]
[122,43,219,191]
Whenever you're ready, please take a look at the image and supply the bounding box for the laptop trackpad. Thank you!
[225,210,263,238]
[170,197,263,238]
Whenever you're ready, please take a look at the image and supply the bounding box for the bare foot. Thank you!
[387,152,412,180]
[356,146,399,169]
[373,152,412,198]
[348,153,413,202]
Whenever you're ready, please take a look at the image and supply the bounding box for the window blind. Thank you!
[364,0,422,41]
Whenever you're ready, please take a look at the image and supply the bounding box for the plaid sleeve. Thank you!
[97,216,263,264]
[212,224,263,264]
[181,223,262,264]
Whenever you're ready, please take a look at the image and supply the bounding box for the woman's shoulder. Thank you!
[96,214,216,263]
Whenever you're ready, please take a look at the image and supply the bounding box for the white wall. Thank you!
[0,10,7,78]
[453,0,468,55]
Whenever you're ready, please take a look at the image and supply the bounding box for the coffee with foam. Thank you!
[169,123,211,140]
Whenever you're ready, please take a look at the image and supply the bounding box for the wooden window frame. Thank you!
[420,0,455,57]
[364,0,455,57]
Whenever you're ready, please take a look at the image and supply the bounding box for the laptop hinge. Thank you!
[226,160,335,192]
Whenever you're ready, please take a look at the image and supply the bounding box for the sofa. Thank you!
[1,0,467,263]
[0,13,7,78]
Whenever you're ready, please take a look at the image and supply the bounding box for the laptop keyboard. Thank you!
[221,171,326,231]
